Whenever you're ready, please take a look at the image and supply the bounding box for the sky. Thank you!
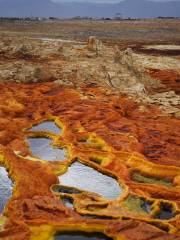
[52,0,180,2]
[0,0,179,18]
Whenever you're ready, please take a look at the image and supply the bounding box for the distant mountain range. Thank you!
[0,0,180,18]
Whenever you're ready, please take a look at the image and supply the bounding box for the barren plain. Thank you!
[0,19,180,240]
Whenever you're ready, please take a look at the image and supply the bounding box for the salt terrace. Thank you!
[0,26,179,239]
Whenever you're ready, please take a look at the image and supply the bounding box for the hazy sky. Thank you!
[1,0,179,18]
[52,0,180,2]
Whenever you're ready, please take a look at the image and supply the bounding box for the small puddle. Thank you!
[59,162,121,200]
[33,37,83,44]
[29,121,61,134]
[132,172,172,187]
[27,137,67,161]
[52,185,82,195]
[61,196,74,209]
[0,167,13,212]
[125,196,152,214]
[141,201,152,213]
[84,215,114,220]
[156,203,175,220]
[78,139,91,144]
[55,232,112,240]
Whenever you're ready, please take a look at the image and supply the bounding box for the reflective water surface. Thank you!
[132,172,172,187]
[59,162,121,200]
[0,167,13,212]
[27,137,67,161]
[52,185,82,194]
[125,195,152,215]
[29,121,61,134]
[61,197,74,209]
[156,203,175,220]
[141,201,152,213]
[55,232,112,240]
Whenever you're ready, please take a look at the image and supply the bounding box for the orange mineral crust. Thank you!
[147,68,180,94]
[0,82,179,240]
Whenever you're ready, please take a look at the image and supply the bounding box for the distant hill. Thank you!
[0,0,180,18]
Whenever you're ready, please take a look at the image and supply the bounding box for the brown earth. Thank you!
[147,68,180,94]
